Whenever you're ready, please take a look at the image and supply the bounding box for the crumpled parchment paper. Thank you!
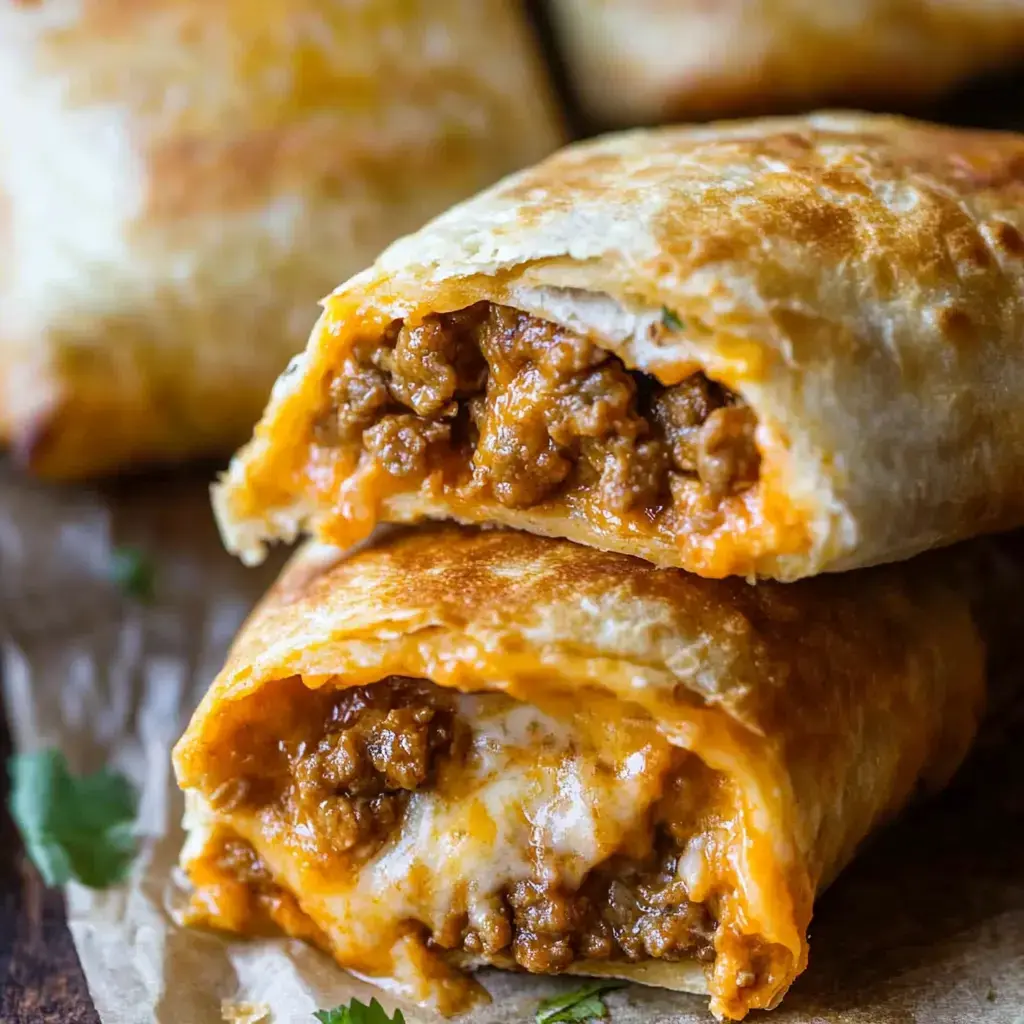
[1,462,1023,1024]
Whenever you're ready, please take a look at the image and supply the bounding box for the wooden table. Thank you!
[0,720,99,1024]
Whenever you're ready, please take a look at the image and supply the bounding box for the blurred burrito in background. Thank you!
[0,0,563,479]
[547,0,1024,125]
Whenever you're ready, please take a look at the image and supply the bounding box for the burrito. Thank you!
[173,526,987,1020]
[548,0,1024,125]
[0,0,562,478]
[213,113,1024,581]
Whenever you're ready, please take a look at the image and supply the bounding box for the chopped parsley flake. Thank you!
[661,306,684,330]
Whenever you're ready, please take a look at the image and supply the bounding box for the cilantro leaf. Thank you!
[313,998,405,1024]
[536,980,626,1023]
[8,749,137,888]
[110,546,156,602]
[660,306,684,330]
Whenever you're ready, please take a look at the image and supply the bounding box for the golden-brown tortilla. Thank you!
[213,112,1024,581]
[173,525,988,1019]
[549,0,1024,125]
[0,0,562,478]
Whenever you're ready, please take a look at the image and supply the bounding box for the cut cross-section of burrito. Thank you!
[0,0,562,479]
[547,0,1024,126]
[173,525,990,1020]
[214,112,1024,581]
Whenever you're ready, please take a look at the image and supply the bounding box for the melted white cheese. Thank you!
[283,692,676,965]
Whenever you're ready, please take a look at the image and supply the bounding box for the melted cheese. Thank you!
[184,682,783,1017]
[343,694,673,928]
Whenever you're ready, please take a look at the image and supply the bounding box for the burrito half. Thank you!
[173,526,987,1019]
[547,0,1024,125]
[213,113,1024,581]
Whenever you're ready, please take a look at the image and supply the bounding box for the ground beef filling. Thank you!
[314,303,760,513]
[286,679,464,860]
[449,840,717,972]
[213,676,719,972]
[210,677,463,864]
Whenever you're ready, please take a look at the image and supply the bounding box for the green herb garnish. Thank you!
[660,306,684,330]
[8,748,137,888]
[314,998,405,1024]
[536,980,627,1023]
[110,546,156,602]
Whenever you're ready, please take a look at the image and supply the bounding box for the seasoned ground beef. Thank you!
[213,675,720,975]
[213,677,463,863]
[362,414,452,479]
[319,362,391,445]
[443,836,717,972]
[651,373,722,475]
[697,406,760,498]
[374,307,488,417]
[286,678,461,859]
[314,303,760,513]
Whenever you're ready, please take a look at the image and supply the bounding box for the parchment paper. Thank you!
[1,461,1023,1024]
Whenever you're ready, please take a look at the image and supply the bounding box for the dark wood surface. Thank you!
[0,720,99,1024]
